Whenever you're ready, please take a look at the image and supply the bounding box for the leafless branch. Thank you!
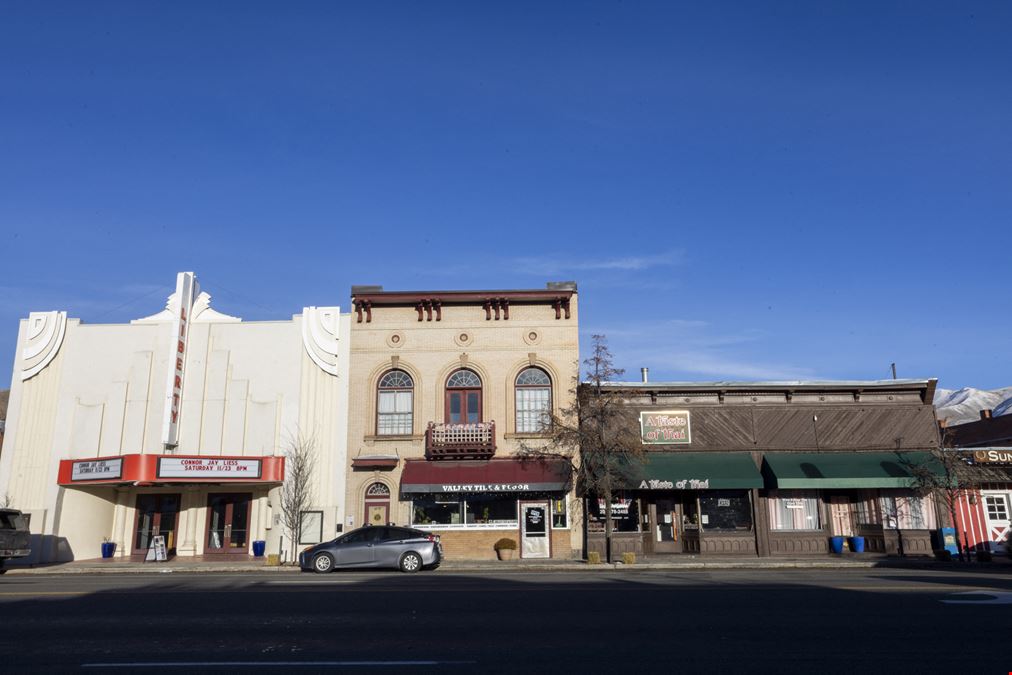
[519,335,643,563]
[279,431,317,563]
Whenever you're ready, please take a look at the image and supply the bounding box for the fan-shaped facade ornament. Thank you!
[302,306,342,376]
[21,311,67,380]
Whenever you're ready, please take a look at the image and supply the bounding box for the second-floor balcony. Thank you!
[425,421,496,460]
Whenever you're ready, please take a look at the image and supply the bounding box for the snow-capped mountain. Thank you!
[934,386,1012,425]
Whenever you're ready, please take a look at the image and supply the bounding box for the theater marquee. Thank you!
[157,457,262,479]
[57,454,284,486]
[70,458,123,482]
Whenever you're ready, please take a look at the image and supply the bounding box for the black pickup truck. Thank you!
[0,509,31,573]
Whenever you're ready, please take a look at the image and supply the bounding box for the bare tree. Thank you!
[903,435,1005,562]
[520,335,644,563]
[279,432,317,563]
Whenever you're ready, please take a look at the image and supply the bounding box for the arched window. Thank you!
[516,367,552,433]
[445,369,482,424]
[365,482,391,498]
[377,370,413,435]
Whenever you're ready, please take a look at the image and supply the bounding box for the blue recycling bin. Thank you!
[252,540,266,557]
[830,536,845,554]
[938,527,959,557]
[849,536,865,553]
[101,541,116,559]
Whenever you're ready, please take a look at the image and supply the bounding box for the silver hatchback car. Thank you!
[300,525,442,573]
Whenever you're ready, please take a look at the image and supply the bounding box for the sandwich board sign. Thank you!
[145,535,168,562]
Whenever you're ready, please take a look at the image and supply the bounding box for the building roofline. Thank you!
[595,378,935,392]
[350,282,577,305]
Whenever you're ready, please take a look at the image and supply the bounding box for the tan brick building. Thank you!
[344,283,581,560]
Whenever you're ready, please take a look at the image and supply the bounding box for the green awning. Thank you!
[762,451,944,489]
[626,452,764,490]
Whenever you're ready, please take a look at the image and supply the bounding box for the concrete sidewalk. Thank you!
[4,553,1008,575]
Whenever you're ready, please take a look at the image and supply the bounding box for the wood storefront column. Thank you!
[753,488,771,557]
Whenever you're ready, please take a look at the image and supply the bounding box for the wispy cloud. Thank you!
[511,249,684,277]
[586,319,817,382]
[623,349,816,381]
[0,282,172,318]
[413,249,685,280]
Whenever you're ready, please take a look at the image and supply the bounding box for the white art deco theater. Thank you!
[0,273,350,562]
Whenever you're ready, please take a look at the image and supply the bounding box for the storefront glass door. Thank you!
[653,499,680,553]
[133,494,181,555]
[520,502,550,558]
[829,496,855,537]
[205,493,252,554]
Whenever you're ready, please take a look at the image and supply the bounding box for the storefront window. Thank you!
[767,491,821,531]
[699,491,752,532]
[881,494,936,530]
[412,496,463,526]
[551,498,568,529]
[587,494,639,532]
[299,510,323,544]
[854,491,881,525]
[411,495,539,528]
[463,495,519,525]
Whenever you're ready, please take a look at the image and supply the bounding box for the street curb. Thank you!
[7,559,1000,575]
[3,565,303,575]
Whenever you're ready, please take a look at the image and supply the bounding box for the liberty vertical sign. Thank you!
[161,272,198,447]
[640,410,691,445]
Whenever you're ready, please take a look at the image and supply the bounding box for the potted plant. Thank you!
[101,538,116,559]
[494,537,517,561]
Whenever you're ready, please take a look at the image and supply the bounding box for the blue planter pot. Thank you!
[849,536,865,553]
[830,536,845,554]
[101,542,116,559]
[252,540,266,557]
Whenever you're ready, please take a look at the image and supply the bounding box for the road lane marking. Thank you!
[265,582,360,586]
[941,591,1012,605]
[0,591,87,597]
[81,661,476,668]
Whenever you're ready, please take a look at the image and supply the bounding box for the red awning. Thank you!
[57,454,285,486]
[400,458,571,494]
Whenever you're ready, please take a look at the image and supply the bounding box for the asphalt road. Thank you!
[0,568,1009,673]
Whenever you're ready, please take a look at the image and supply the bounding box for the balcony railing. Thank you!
[425,421,496,460]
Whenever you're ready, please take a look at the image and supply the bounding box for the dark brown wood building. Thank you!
[941,412,1012,448]
[585,379,943,558]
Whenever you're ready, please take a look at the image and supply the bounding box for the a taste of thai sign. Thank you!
[640,410,691,445]
[157,457,262,479]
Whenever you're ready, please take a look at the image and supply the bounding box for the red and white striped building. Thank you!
[949,449,1012,554]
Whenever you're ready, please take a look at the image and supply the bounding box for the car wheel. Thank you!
[313,553,335,574]
[399,551,422,573]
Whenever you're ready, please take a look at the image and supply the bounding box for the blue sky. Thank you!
[2,2,1010,391]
